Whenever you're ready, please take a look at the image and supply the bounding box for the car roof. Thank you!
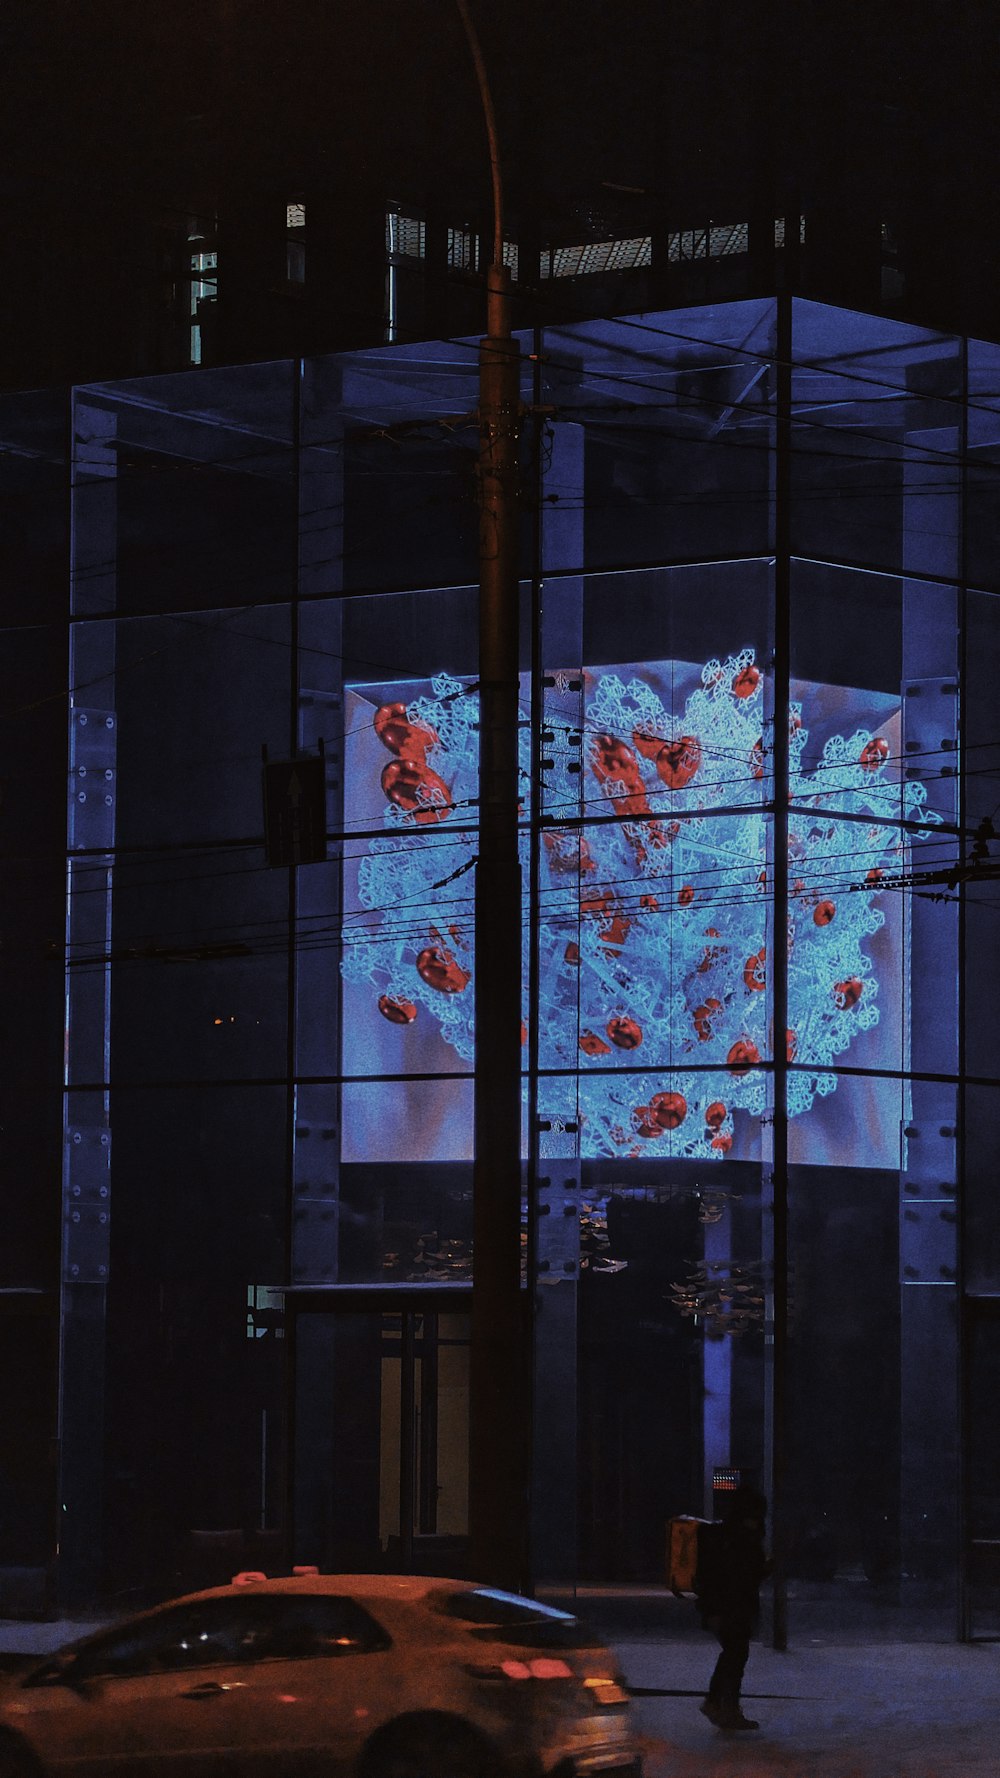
[185,1574,474,1606]
[48,1576,576,1660]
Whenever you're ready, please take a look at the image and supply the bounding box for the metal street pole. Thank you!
[456,0,530,1591]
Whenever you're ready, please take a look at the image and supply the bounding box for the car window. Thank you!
[67,1595,389,1683]
[228,1596,391,1662]
[432,1587,601,1650]
[70,1606,238,1681]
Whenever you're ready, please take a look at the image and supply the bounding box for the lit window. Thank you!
[246,1285,284,1340]
[540,237,653,278]
[774,215,807,248]
[285,200,306,285]
[187,223,217,366]
[447,225,479,272]
[385,207,426,259]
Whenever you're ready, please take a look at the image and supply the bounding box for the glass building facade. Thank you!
[3,297,1000,1636]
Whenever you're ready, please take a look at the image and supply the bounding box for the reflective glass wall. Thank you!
[31,298,998,1633]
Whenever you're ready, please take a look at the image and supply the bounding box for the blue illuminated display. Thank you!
[341,650,939,1162]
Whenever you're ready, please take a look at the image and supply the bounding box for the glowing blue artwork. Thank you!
[341,652,938,1160]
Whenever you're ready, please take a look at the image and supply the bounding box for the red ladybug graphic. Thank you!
[631,727,667,761]
[544,831,596,875]
[416,944,470,994]
[711,1132,734,1154]
[727,1039,760,1076]
[834,976,864,1009]
[733,664,760,699]
[697,928,724,973]
[655,735,701,790]
[601,913,631,950]
[581,889,613,919]
[374,702,437,761]
[705,1101,727,1130]
[579,1030,611,1057]
[786,1028,798,1062]
[743,948,766,991]
[590,733,656,824]
[678,883,695,907]
[651,1090,687,1130]
[750,737,765,780]
[564,941,581,966]
[632,1105,662,1139]
[607,1016,643,1050]
[381,759,451,823]
[693,998,723,1041]
[640,893,659,911]
[378,994,417,1025]
[860,737,889,771]
[813,899,836,926]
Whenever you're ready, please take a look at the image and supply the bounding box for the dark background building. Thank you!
[1,1,997,390]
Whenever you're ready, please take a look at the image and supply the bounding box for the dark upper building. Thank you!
[2,1,999,391]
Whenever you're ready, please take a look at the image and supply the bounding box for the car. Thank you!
[0,1571,642,1777]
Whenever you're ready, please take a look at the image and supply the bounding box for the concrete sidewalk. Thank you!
[615,1634,1000,1778]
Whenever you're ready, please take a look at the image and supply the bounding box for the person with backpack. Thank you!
[697,1484,771,1732]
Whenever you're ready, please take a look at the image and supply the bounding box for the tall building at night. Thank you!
[2,294,999,1636]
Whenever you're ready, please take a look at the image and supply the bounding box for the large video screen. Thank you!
[341,650,936,1167]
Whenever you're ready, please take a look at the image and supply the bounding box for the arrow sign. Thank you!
[262,755,327,866]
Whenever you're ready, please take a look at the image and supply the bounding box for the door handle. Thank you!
[180,1681,228,1700]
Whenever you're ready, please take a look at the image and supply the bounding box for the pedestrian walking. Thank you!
[697,1484,771,1732]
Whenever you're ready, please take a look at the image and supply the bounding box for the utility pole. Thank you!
[456,0,530,1591]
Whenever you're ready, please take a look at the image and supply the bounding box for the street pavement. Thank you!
[616,1632,1000,1778]
[1,1606,998,1776]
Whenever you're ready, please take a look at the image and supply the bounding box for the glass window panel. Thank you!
[339,597,483,1092]
[104,1084,286,1587]
[965,339,1000,594]
[574,1067,765,1163]
[538,812,771,1081]
[787,813,956,1080]
[541,561,772,827]
[0,389,68,626]
[336,1160,474,1282]
[787,1164,904,1591]
[73,605,293,850]
[789,1069,905,1171]
[965,1086,1000,1293]
[542,302,776,573]
[74,362,296,618]
[340,1078,473,1166]
[304,340,532,595]
[106,849,287,1084]
[791,560,960,831]
[790,301,961,577]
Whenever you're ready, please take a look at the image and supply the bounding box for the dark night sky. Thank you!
[2,1,991,221]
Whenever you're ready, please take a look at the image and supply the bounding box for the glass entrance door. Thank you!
[292,1301,470,1577]
[378,1311,470,1572]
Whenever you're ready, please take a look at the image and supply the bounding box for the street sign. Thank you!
[262,753,327,866]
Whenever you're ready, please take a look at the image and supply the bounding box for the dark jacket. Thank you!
[698,1488,771,1624]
